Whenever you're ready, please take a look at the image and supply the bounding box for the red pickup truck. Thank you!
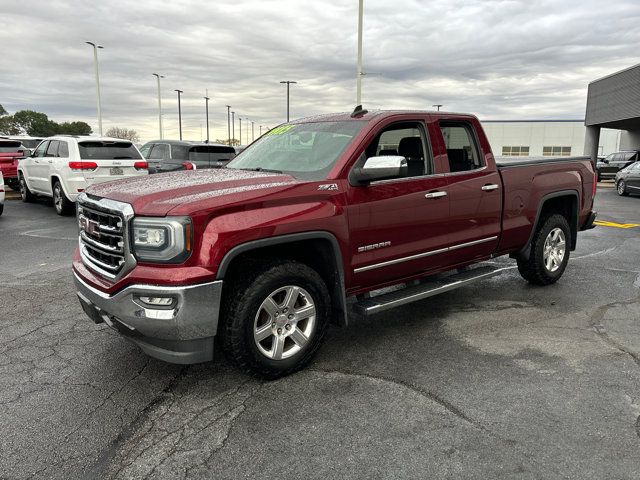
[73,110,597,378]
[0,139,30,191]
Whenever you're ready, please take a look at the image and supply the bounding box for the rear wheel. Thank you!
[0,204,3,216]
[53,181,74,216]
[221,260,330,379]
[517,214,571,286]
[596,170,602,182]
[617,179,629,196]
[19,175,35,202]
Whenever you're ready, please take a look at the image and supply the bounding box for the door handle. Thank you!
[425,191,447,199]
[481,184,499,191]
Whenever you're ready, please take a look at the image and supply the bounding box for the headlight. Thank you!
[132,217,192,263]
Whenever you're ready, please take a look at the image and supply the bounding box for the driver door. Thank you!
[345,118,450,291]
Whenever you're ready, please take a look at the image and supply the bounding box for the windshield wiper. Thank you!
[236,167,283,174]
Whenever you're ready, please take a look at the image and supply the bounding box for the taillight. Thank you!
[134,161,148,171]
[68,161,98,170]
[182,162,195,170]
[592,170,597,197]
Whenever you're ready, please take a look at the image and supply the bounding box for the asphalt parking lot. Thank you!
[1,186,639,479]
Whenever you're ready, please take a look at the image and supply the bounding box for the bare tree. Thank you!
[106,127,140,143]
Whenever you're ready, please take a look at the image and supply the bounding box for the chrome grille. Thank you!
[77,194,135,280]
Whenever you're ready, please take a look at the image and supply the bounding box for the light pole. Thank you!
[246,118,249,144]
[251,121,254,142]
[259,125,262,136]
[238,117,242,146]
[175,89,183,140]
[86,42,104,136]
[204,91,210,143]
[231,111,235,145]
[356,0,364,106]
[152,73,164,139]
[279,80,297,122]
[432,104,443,111]
[226,105,231,146]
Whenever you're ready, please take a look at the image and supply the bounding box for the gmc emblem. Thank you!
[79,215,100,237]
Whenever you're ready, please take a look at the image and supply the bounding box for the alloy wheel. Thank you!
[543,227,566,273]
[253,285,316,360]
[617,180,625,195]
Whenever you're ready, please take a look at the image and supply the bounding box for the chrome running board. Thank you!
[352,263,513,316]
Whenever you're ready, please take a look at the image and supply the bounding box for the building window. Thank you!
[501,146,530,156]
[543,146,572,156]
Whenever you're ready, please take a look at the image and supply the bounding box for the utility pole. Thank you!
[432,104,443,111]
[152,73,164,139]
[175,89,183,140]
[356,0,364,106]
[232,111,235,145]
[238,117,242,146]
[86,42,104,136]
[279,80,297,122]
[226,105,231,146]
[246,118,249,144]
[204,90,210,142]
[259,125,262,136]
[251,121,254,142]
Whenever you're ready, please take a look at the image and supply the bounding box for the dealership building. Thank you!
[481,63,640,159]
[481,120,620,157]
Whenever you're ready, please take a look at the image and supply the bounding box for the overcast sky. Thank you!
[2,0,639,142]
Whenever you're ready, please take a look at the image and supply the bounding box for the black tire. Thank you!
[617,180,629,196]
[53,181,74,216]
[19,175,36,203]
[0,203,3,216]
[596,171,602,182]
[517,213,571,286]
[220,260,330,379]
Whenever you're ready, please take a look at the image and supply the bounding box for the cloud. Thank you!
[1,0,639,142]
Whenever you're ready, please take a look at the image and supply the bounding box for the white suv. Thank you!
[18,136,148,215]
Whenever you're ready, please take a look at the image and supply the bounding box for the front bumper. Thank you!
[74,271,223,364]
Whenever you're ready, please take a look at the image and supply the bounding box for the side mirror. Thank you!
[350,155,407,185]
[602,159,609,164]
[20,149,31,158]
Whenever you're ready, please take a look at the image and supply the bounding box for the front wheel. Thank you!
[517,214,571,286]
[220,260,330,379]
[617,180,629,196]
[53,181,74,216]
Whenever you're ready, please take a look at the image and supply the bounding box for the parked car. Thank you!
[5,135,44,150]
[596,150,639,181]
[0,139,30,191]
[18,136,148,215]
[73,110,597,378]
[139,140,236,173]
[0,172,4,216]
[615,161,640,196]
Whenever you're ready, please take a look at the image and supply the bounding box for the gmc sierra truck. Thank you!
[73,110,597,378]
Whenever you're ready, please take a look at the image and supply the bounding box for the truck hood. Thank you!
[86,168,301,216]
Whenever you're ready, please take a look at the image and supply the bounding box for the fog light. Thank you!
[138,296,174,307]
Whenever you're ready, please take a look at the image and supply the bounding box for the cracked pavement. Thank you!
[1,189,639,479]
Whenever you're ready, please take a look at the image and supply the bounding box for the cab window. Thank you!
[440,122,483,172]
[32,141,49,158]
[362,122,430,179]
[45,141,59,157]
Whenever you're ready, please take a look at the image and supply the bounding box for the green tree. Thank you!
[0,115,20,135]
[12,110,58,136]
[0,104,7,116]
[58,121,92,135]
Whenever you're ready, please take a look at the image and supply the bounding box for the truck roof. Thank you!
[294,109,477,124]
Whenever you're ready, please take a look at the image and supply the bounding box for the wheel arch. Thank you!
[513,190,579,261]
[216,231,349,327]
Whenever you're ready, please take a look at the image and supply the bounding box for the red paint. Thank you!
[72,111,596,296]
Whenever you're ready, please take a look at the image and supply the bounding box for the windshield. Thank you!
[226,121,365,180]
[78,141,142,160]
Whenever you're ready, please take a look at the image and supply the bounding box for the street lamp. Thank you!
[251,121,254,142]
[238,116,242,146]
[86,42,104,136]
[231,111,235,145]
[152,73,164,139]
[226,105,231,146]
[432,104,443,111]
[279,80,297,122]
[259,125,262,136]
[175,89,183,140]
[356,0,364,106]
[204,91,210,143]
[245,117,249,144]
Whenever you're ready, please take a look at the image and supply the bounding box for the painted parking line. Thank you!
[593,220,640,229]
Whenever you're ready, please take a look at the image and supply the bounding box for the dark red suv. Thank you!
[0,139,30,190]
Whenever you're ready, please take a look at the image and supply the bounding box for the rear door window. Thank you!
[58,141,69,158]
[45,141,59,157]
[78,141,142,160]
[439,123,483,172]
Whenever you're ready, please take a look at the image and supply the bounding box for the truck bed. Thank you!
[495,156,591,168]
